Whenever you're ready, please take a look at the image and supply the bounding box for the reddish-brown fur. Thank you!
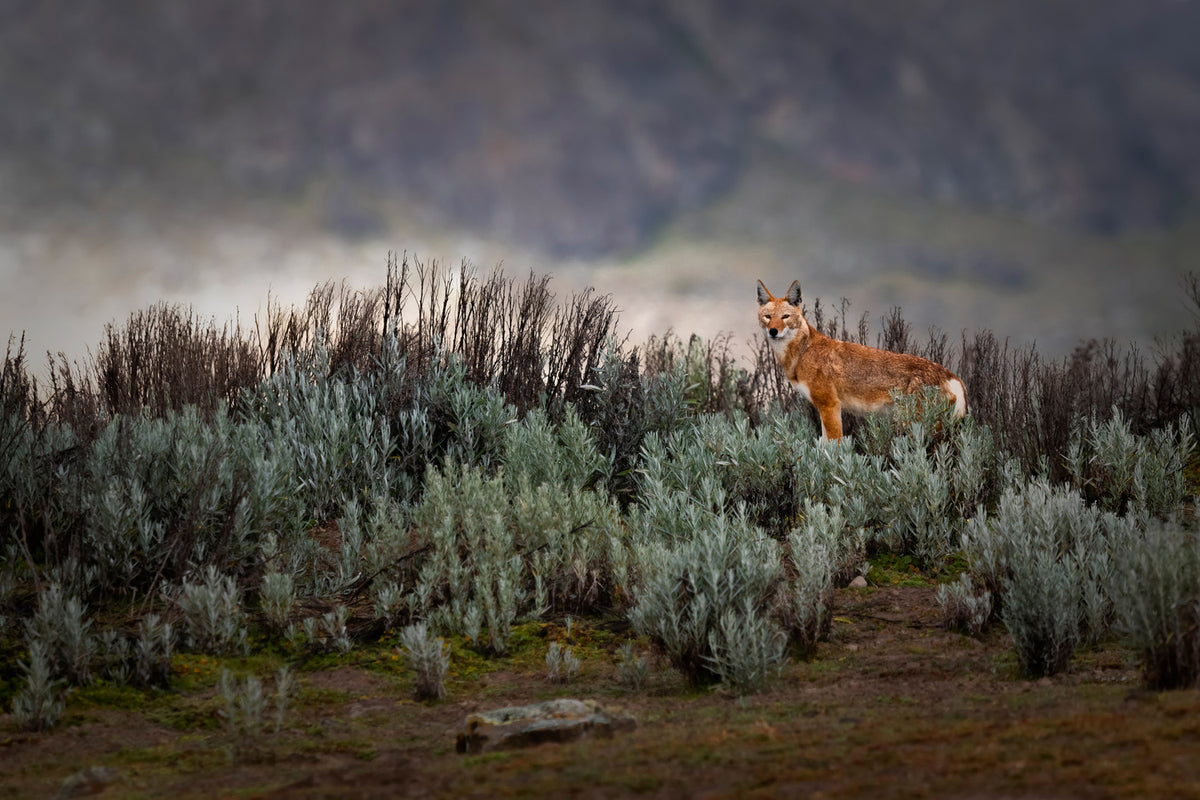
[757,280,967,440]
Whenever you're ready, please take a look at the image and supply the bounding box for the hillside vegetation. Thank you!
[1,257,1198,794]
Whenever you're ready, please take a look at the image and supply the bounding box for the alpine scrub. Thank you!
[2,261,1199,730]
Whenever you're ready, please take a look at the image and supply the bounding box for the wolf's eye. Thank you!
[782,314,791,320]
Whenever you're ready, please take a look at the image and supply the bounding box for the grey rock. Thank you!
[456,698,635,754]
[53,766,122,800]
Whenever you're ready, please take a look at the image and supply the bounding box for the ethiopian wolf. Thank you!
[757,280,967,440]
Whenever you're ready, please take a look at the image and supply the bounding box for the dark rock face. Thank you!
[4,1,1199,254]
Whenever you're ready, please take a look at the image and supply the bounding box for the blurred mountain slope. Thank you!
[3,0,1200,256]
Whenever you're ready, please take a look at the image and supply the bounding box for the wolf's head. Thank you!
[756,280,807,348]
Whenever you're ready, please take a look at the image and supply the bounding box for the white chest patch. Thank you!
[766,336,793,359]
[791,378,813,404]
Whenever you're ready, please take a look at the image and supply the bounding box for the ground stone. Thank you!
[52,766,122,799]
[456,698,635,754]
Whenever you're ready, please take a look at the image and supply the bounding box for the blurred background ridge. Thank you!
[2,0,1198,361]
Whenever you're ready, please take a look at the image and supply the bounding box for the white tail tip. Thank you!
[946,378,967,419]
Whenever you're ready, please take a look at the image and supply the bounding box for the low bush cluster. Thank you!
[2,260,1198,722]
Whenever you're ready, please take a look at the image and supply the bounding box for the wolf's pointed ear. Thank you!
[756,280,773,306]
[785,280,802,305]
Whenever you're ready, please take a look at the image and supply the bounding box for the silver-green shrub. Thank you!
[545,641,581,684]
[133,614,175,688]
[503,406,602,493]
[962,478,1134,639]
[245,338,396,521]
[219,669,267,738]
[13,402,309,600]
[851,388,1000,566]
[24,582,96,686]
[0,418,77,553]
[1001,543,1081,677]
[273,666,294,735]
[477,549,524,656]
[398,622,450,700]
[1066,409,1195,517]
[302,605,352,655]
[94,615,173,689]
[1112,520,1200,689]
[410,464,530,654]
[98,628,131,685]
[705,599,787,695]
[887,426,957,565]
[456,601,484,647]
[362,335,524,498]
[962,478,1146,674]
[12,640,65,732]
[1073,540,1115,647]
[950,418,999,513]
[868,391,996,566]
[617,641,650,691]
[574,336,694,502]
[324,499,367,595]
[360,493,413,577]
[801,438,896,537]
[371,579,406,629]
[509,476,624,615]
[259,569,296,634]
[634,412,798,537]
[217,667,292,762]
[633,416,815,548]
[780,511,838,656]
[80,407,284,592]
[627,503,783,687]
[278,379,393,521]
[936,573,993,635]
[174,566,248,655]
[858,385,958,460]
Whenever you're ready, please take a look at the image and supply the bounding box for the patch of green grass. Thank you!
[543,616,623,651]
[110,741,228,773]
[145,692,222,732]
[934,551,971,582]
[439,619,602,690]
[867,554,935,587]
[292,647,379,673]
[296,686,355,708]
[988,649,1027,683]
[1183,452,1200,498]
[171,653,226,692]
[791,658,844,682]
[507,620,550,652]
[68,678,224,733]
[74,680,157,711]
[445,636,501,684]
[368,649,411,684]
[170,650,292,695]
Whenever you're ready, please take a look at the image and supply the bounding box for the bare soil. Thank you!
[3,585,1198,799]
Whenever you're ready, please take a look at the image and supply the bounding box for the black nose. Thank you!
[769,328,779,337]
